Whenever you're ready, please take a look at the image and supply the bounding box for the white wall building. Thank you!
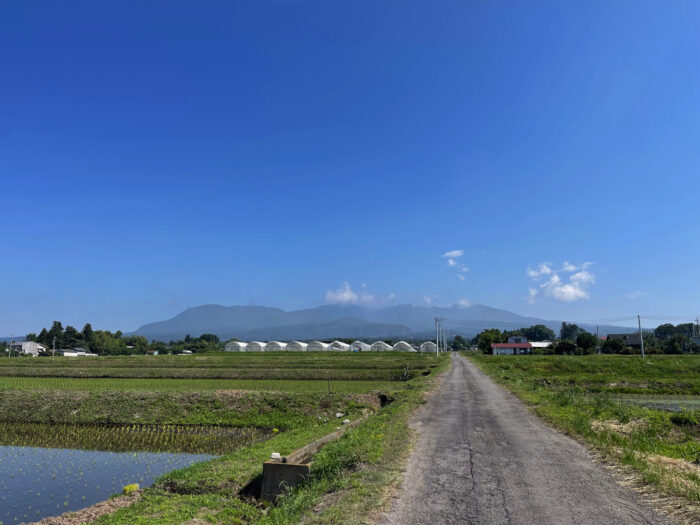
[224,341,248,352]
[265,341,287,352]
[393,341,416,352]
[8,341,46,356]
[328,341,350,351]
[246,341,266,352]
[307,341,330,352]
[420,341,437,353]
[350,341,371,352]
[286,341,308,352]
[371,341,393,352]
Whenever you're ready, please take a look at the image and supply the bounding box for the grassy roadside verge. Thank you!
[465,353,700,519]
[93,355,450,524]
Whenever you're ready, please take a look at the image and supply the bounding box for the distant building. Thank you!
[265,341,287,352]
[393,341,416,352]
[246,341,266,352]
[420,341,437,354]
[307,341,330,352]
[371,341,393,352]
[607,333,642,348]
[7,341,46,356]
[286,341,309,352]
[328,341,350,351]
[58,348,98,357]
[529,341,553,349]
[491,335,533,355]
[350,341,371,352]
[225,341,247,352]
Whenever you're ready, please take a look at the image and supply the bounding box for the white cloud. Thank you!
[447,258,458,267]
[457,299,471,307]
[526,262,595,303]
[424,296,433,305]
[625,290,648,300]
[325,282,391,305]
[457,274,466,281]
[326,282,358,304]
[527,287,539,305]
[443,250,463,258]
[526,263,552,279]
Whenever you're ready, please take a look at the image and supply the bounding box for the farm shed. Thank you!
[225,341,248,352]
[265,341,288,352]
[393,341,416,352]
[350,341,371,352]
[420,341,437,353]
[247,341,266,352]
[307,341,330,352]
[286,341,308,352]
[371,341,393,352]
[328,341,350,351]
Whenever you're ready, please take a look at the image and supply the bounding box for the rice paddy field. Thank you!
[468,353,700,517]
[0,351,447,524]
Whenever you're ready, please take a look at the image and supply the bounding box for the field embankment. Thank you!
[467,353,700,517]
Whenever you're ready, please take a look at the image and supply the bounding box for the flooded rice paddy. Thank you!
[0,423,271,523]
[0,445,213,523]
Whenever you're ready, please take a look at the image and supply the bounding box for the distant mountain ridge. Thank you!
[131,303,631,342]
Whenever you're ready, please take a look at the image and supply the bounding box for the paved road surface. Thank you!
[382,353,672,525]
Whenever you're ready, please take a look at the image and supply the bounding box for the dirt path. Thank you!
[381,353,673,525]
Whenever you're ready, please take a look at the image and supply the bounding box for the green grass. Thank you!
[467,353,700,507]
[90,354,451,524]
[0,377,390,393]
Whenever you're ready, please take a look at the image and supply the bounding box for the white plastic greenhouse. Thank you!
[328,341,350,351]
[371,341,394,352]
[224,341,247,352]
[350,341,371,352]
[420,341,437,354]
[246,341,266,352]
[393,341,416,352]
[307,341,330,352]
[286,341,308,352]
[265,341,288,352]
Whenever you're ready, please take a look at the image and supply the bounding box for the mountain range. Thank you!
[131,304,631,342]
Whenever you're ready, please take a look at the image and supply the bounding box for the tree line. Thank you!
[1,321,223,356]
[457,322,700,355]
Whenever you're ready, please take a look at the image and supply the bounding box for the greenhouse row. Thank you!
[224,340,438,353]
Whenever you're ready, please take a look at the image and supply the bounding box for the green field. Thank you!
[0,352,451,524]
[468,353,700,510]
[0,376,390,393]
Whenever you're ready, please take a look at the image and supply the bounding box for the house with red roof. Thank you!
[491,335,533,355]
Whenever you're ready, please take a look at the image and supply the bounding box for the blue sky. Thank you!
[2,1,699,335]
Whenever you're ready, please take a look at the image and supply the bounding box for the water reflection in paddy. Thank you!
[0,445,213,523]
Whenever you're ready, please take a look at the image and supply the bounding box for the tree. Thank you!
[452,335,467,351]
[665,334,690,354]
[199,334,220,344]
[555,341,576,355]
[602,338,626,354]
[477,329,503,354]
[576,332,597,353]
[560,322,582,342]
[82,323,93,342]
[63,326,81,348]
[521,325,556,341]
[25,333,37,342]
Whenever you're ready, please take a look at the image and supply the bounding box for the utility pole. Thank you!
[596,325,600,354]
[435,318,439,356]
[638,315,645,359]
[52,336,56,357]
[8,333,13,358]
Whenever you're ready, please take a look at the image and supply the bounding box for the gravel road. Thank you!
[381,353,672,525]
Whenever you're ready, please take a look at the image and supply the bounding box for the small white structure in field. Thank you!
[529,341,553,349]
[371,341,393,352]
[224,341,248,352]
[286,341,308,352]
[307,341,330,352]
[246,341,266,352]
[59,349,98,357]
[420,341,437,354]
[328,341,350,351]
[265,341,287,352]
[350,341,371,352]
[393,341,416,352]
[8,341,46,356]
